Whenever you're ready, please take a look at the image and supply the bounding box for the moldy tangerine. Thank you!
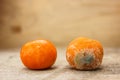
[66,37,104,70]
[20,39,57,69]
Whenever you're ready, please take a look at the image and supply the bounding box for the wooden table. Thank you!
[0,48,120,80]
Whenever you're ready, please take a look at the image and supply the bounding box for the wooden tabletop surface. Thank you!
[0,48,120,80]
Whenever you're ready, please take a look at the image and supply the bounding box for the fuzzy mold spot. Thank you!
[74,48,95,68]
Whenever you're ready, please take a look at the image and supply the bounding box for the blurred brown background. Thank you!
[0,0,120,48]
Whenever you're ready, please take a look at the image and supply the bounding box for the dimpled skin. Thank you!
[20,40,57,69]
[66,37,104,70]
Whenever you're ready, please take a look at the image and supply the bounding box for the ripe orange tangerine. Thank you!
[20,39,57,69]
[66,37,104,70]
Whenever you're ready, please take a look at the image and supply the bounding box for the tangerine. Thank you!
[66,37,104,70]
[20,39,57,69]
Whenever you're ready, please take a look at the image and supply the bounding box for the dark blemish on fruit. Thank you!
[75,53,94,66]
[81,55,94,64]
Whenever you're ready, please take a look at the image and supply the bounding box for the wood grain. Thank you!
[0,0,120,48]
[0,48,120,80]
